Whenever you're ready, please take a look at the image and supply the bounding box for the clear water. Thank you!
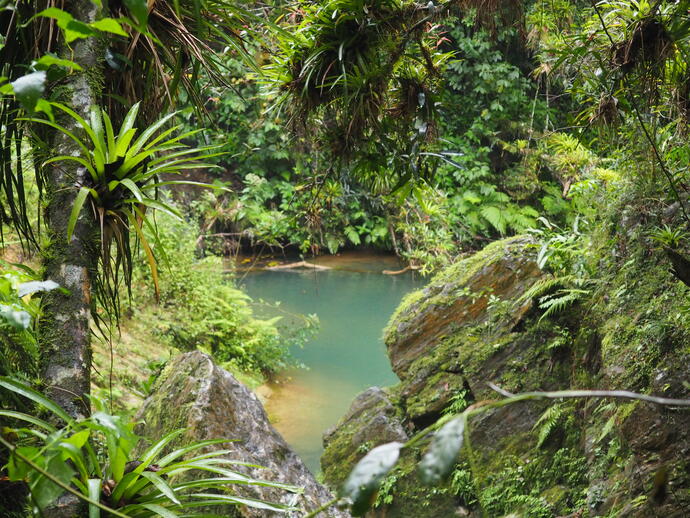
[240,256,422,473]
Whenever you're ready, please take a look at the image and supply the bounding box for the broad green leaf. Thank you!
[137,429,185,470]
[127,111,178,157]
[341,442,402,516]
[189,494,293,512]
[138,503,179,518]
[125,198,182,220]
[36,98,54,116]
[0,304,31,329]
[90,17,128,37]
[89,106,106,158]
[141,471,180,505]
[65,429,91,449]
[0,410,57,433]
[0,377,73,425]
[418,416,465,484]
[119,178,144,202]
[67,186,93,240]
[172,476,299,492]
[102,111,117,160]
[7,446,39,481]
[156,439,230,467]
[117,102,140,146]
[123,0,149,27]
[30,452,75,510]
[111,470,140,503]
[50,103,101,162]
[143,180,226,190]
[17,280,59,298]
[11,71,46,112]
[43,155,98,182]
[36,8,95,42]
[115,128,137,158]
[23,117,90,157]
[58,441,89,480]
[32,54,82,71]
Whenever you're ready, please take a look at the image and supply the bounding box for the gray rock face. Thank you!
[136,351,349,518]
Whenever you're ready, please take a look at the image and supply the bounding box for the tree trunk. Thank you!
[38,4,103,517]
[39,0,102,421]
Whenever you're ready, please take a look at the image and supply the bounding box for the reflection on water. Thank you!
[240,253,422,473]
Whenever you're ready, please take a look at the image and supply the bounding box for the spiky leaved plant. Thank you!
[25,101,223,321]
[0,377,298,517]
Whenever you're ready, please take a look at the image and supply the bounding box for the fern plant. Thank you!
[532,403,566,448]
[0,377,297,517]
[0,263,61,407]
[516,275,592,321]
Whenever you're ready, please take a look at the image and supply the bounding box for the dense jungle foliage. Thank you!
[1,0,690,515]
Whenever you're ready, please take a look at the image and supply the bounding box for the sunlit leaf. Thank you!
[123,0,149,29]
[17,280,59,298]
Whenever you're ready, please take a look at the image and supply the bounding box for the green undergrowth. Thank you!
[93,209,315,413]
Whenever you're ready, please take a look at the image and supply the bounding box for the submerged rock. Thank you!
[136,351,349,518]
[321,235,690,517]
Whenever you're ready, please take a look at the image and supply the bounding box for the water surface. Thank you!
[240,253,422,473]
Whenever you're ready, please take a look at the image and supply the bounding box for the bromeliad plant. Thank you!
[27,102,222,314]
[0,376,298,516]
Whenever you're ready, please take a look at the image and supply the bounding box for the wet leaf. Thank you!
[11,71,46,113]
[0,304,31,329]
[90,18,128,37]
[36,8,95,42]
[341,442,402,516]
[17,280,60,298]
[418,416,465,485]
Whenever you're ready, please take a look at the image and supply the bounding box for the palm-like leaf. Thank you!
[25,102,224,317]
[0,377,298,517]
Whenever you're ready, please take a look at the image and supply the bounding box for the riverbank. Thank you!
[94,250,421,422]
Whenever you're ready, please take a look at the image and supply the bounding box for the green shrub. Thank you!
[131,210,314,376]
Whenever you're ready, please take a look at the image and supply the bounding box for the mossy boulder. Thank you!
[136,351,349,518]
[321,232,690,517]
[384,236,541,380]
[321,387,408,488]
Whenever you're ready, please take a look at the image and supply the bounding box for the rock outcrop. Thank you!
[321,235,690,517]
[136,351,349,518]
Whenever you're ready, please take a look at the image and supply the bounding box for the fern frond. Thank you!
[539,289,589,320]
[533,403,565,447]
[515,275,577,306]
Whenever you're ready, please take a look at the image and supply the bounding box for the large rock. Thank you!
[321,234,690,517]
[136,351,349,518]
[385,236,541,380]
